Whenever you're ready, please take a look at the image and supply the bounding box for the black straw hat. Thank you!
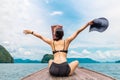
[89,17,109,32]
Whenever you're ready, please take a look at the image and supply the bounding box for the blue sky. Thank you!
[0,0,120,62]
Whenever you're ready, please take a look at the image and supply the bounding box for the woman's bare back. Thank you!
[51,39,69,63]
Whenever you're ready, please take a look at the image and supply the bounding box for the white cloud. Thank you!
[69,0,120,48]
[82,49,91,55]
[68,49,91,58]
[45,0,50,4]
[44,0,54,4]
[0,0,52,60]
[24,51,31,55]
[94,50,120,62]
[1,41,10,46]
[68,50,82,58]
[50,11,63,16]
[0,0,120,61]
[68,49,120,62]
[92,50,120,62]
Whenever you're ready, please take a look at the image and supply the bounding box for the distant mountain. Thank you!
[0,45,13,63]
[115,60,120,63]
[14,58,99,63]
[14,59,40,63]
[14,57,99,63]
[40,54,99,63]
[41,54,54,63]
[67,58,99,63]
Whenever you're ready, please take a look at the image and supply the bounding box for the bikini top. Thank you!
[52,40,68,54]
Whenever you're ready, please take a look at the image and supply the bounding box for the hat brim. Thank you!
[89,17,109,32]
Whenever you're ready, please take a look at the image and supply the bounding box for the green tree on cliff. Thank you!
[0,45,13,63]
[41,54,54,63]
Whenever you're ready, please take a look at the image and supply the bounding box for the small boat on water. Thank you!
[21,67,116,80]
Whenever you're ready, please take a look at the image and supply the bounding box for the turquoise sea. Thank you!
[0,63,120,80]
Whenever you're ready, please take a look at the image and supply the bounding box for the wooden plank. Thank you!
[78,67,115,80]
[21,67,116,80]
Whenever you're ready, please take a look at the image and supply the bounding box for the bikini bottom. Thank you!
[49,62,71,77]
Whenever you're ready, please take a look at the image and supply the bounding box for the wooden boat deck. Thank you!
[21,67,116,80]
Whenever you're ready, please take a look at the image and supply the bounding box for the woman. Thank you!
[23,21,93,77]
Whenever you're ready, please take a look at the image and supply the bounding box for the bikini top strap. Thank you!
[53,41,56,51]
[63,40,65,50]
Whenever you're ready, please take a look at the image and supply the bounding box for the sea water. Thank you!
[0,63,120,80]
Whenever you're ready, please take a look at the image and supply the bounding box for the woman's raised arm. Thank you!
[66,21,93,43]
[23,30,52,45]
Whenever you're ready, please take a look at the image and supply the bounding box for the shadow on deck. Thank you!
[21,67,116,80]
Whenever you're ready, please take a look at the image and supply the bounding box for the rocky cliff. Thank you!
[0,45,13,63]
[41,54,54,63]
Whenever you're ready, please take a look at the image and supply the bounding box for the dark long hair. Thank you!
[55,28,64,41]
[51,25,64,41]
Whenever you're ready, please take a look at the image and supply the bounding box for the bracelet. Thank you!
[31,31,34,34]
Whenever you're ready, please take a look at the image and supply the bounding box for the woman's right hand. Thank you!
[88,20,94,25]
[23,30,33,35]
